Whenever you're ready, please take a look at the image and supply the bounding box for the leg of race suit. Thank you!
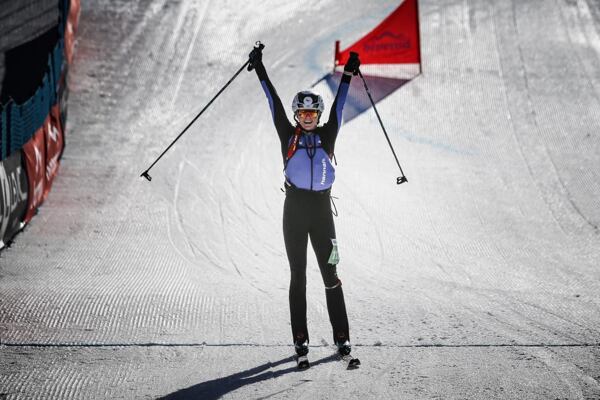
[308,195,350,345]
[283,191,310,346]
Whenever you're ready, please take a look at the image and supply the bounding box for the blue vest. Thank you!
[285,133,335,191]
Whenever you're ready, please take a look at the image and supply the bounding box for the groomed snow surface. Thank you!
[1,0,600,398]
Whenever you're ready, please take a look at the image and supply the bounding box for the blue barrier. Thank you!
[51,41,64,95]
[59,0,70,38]
[1,37,65,160]
[1,106,7,159]
[10,99,31,153]
[0,0,69,162]
[8,79,48,155]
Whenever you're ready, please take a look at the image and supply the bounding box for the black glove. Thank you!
[344,52,360,76]
[248,42,265,71]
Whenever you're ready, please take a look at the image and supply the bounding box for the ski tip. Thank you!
[347,358,361,370]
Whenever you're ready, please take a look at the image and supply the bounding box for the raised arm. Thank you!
[256,64,292,136]
[248,46,293,140]
[324,72,351,134]
[324,52,361,134]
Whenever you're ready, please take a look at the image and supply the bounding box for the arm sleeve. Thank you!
[324,72,352,135]
[255,62,293,142]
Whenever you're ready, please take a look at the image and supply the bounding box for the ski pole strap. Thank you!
[330,195,338,217]
[357,69,408,185]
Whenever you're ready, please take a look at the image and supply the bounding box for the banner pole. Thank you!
[333,40,340,73]
[415,0,423,75]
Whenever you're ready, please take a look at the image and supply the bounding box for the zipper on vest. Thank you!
[310,157,314,190]
[307,135,315,190]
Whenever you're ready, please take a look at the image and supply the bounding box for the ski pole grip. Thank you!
[348,52,360,76]
[247,41,265,71]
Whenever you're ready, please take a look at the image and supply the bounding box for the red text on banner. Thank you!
[22,127,46,223]
[44,104,64,199]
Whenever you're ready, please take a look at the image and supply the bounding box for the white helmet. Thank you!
[292,91,325,115]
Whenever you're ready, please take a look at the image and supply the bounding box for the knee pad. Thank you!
[324,278,341,290]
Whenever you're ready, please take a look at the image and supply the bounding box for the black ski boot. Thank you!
[294,340,309,370]
[336,340,360,369]
[336,340,352,356]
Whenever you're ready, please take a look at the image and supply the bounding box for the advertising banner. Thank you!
[0,151,28,246]
[44,105,64,199]
[335,0,421,66]
[320,0,422,122]
[22,128,46,223]
[64,21,74,66]
[58,67,68,129]
[69,0,81,34]
[64,0,81,65]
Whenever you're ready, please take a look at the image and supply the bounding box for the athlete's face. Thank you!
[297,110,319,131]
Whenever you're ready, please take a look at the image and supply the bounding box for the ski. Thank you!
[334,340,360,369]
[296,355,310,370]
[340,354,361,370]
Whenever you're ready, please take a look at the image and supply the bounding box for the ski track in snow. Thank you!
[1,0,600,398]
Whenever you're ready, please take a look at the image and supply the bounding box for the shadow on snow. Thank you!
[314,71,410,123]
[158,354,339,400]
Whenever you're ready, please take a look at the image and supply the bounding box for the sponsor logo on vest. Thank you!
[321,158,327,185]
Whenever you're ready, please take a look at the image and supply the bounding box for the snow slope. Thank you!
[1,0,599,398]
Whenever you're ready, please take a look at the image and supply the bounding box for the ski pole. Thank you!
[356,67,408,185]
[140,42,265,181]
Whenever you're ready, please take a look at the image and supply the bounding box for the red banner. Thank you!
[70,0,81,33]
[44,104,64,199]
[64,22,74,65]
[336,0,421,66]
[22,128,46,223]
[64,0,81,65]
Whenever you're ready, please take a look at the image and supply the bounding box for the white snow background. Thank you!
[1,0,599,398]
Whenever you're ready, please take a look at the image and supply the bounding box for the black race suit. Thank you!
[254,61,353,347]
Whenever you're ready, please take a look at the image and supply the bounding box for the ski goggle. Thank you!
[297,110,319,119]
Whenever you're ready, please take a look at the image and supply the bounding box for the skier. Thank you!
[248,45,361,369]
